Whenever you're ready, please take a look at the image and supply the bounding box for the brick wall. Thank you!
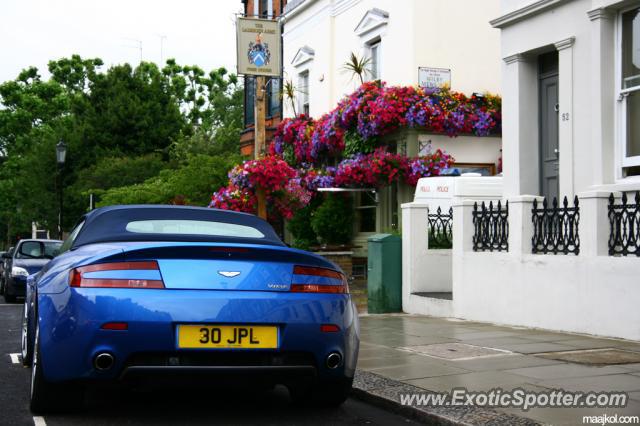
[243,0,288,17]
[314,252,353,279]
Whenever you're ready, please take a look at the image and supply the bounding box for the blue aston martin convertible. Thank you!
[22,205,359,413]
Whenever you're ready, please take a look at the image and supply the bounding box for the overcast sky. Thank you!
[0,0,243,83]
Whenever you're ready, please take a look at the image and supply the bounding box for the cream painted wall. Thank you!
[413,0,502,95]
[419,135,503,167]
[283,0,502,118]
[282,0,334,117]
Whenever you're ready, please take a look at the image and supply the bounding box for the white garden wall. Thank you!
[450,193,640,341]
[453,252,640,340]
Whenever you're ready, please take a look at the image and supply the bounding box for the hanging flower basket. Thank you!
[270,82,501,167]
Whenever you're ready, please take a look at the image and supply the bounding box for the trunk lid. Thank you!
[115,243,335,292]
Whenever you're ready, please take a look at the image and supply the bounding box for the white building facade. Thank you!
[282,0,504,255]
[495,0,640,198]
[282,0,502,116]
[403,0,640,341]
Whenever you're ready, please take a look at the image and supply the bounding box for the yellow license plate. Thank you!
[177,325,278,349]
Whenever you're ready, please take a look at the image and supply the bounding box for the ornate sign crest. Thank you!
[247,33,271,68]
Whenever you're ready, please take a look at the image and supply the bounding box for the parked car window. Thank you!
[16,241,62,259]
[59,221,85,254]
[125,219,265,239]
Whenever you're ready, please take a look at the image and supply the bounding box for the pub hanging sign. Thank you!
[236,17,281,77]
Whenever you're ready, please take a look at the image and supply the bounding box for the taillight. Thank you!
[69,261,165,289]
[290,265,349,294]
[320,324,341,333]
[101,322,128,330]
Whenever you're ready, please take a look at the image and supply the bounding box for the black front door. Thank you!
[538,52,559,201]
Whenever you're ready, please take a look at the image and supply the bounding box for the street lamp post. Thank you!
[56,140,67,239]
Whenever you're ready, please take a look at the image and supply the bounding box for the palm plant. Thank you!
[282,79,298,116]
[342,52,371,84]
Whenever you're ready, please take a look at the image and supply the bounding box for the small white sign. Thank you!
[418,67,451,89]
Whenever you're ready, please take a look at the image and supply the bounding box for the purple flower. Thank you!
[473,110,493,136]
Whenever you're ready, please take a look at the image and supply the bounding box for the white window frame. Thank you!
[616,5,640,178]
[368,39,381,80]
[354,192,377,233]
[298,71,310,116]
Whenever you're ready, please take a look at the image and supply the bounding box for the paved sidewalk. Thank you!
[358,314,640,425]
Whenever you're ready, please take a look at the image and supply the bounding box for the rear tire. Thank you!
[30,322,83,414]
[21,300,33,367]
[289,378,353,407]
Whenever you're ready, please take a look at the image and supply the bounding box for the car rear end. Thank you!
[36,241,359,402]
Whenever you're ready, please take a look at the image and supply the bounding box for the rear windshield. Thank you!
[125,220,265,239]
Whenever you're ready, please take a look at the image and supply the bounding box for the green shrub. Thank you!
[428,232,452,249]
[287,196,323,250]
[310,193,354,245]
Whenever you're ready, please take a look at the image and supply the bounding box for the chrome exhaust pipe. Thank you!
[326,352,342,369]
[94,352,115,371]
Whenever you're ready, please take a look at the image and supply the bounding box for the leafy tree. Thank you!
[0,55,243,245]
[48,55,103,94]
[73,154,166,192]
[0,67,69,154]
[79,62,186,157]
[161,60,240,128]
[97,154,241,207]
[0,122,67,239]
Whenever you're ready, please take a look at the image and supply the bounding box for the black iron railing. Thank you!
[532,196,580,255]
[608,192,640,256]
[427,206,453,249]
[472,201,509,252]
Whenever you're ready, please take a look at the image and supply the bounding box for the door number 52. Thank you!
[561,113,570,122]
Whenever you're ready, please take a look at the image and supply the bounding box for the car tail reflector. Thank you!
[101,322,128,330]
[291,265,349,294]
[320,324,340,333]
[69,261,165,289]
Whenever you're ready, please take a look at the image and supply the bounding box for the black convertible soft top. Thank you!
[71,205,284,248]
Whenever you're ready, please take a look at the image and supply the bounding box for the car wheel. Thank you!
[289,378,353,407]
[30,321,83,414]
[21,300,33,366]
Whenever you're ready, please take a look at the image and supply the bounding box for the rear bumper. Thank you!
[37,288,359,384]
[120,365,317,388]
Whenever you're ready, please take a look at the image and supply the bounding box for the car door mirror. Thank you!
[1,253,10,259]
[19,241,44,258]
